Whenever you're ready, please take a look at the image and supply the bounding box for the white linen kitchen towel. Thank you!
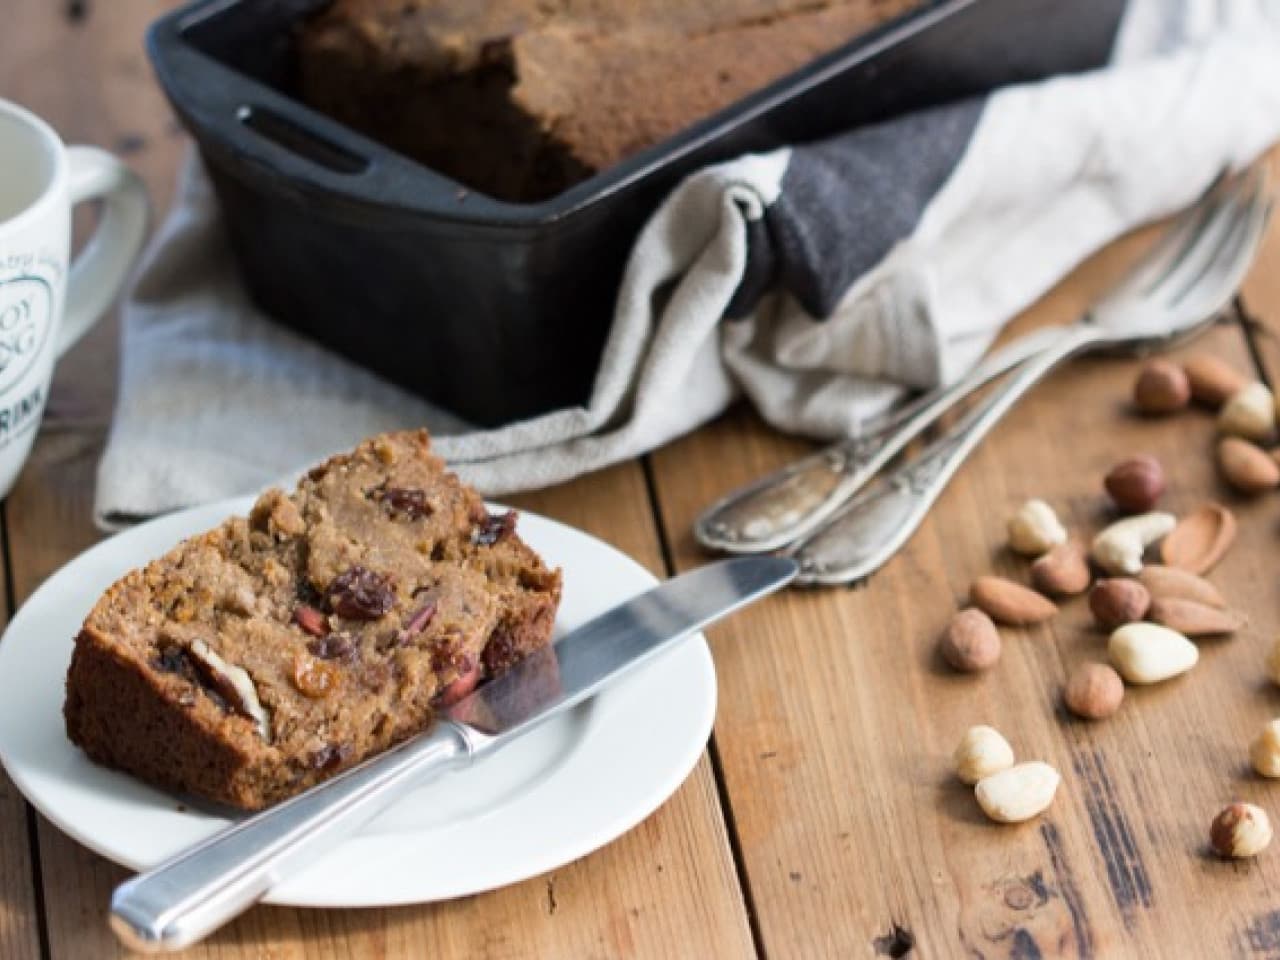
[95,0,1280,525]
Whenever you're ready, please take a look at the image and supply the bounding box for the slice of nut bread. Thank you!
[64,430,561,810]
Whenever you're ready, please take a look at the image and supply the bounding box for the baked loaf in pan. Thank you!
[297,0,923,201]
[64,430,561,810]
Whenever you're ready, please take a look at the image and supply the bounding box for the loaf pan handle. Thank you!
[146,10,517,221]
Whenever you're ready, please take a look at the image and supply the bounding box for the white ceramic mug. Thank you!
[0,98,148,498]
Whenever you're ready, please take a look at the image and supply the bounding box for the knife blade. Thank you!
[109,556,797,953]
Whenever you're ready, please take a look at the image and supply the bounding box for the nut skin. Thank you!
[1251,720,1280,778]
[975,761,1061,824]
[1064,663,1125,720]
[1184,355,1248,409]
[1137,565,1226,609]
[1160,502,1237,575]
[1104,455,1166,513]
[1088,579,1151,629]
[1030,542,1091,596]
[1217,436,1280,494]
[1133,359,1191,414]
[940,609,1001,672]
[953,725,1015,785]
[1147,597,1244,637]
[1007,499,1067,557]
[1218,382,1276,441]
[1210,803,1272,858]
[970,576,1058,626]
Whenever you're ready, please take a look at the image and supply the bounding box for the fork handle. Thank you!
[693,327,1065,554]
[790,325,1097,585]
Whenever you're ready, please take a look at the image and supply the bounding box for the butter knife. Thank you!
[109,555,798,953]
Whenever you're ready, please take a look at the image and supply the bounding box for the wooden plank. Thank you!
[3,5,756,958]
[649,209,1280,955]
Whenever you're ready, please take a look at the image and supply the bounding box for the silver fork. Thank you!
[788,166,1271,586]
[693,173,1240,556]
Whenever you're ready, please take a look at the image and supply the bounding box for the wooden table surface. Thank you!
[5,3,1280,958]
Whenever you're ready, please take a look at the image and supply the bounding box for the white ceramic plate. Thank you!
[0,497,715,907]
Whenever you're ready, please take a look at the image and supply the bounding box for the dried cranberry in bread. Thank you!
[64,430,560,810]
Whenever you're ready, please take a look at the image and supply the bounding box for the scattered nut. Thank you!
[1088,579,1151,629]
[1133,359,1191,414]
[975,761,1061,824]
[970,576,1058,626]
[1007,499,1067,557]
[940,609,1001,672]
[1217,436,1280,494]
[1108,622,1199,684]
[1030,542,1091,596]
[1251,720,1280,778]
[953,725,1015,785]
[1148,597,1244,637]
[1064,663,1125,720]
[1104,455,1167,513]
[1184,355,1248,409]
[1160,502,1237,574]
[1218,382,1276,441]
[1091,512,1176,575]
[1267,638,1280,686]
[187,638,272,742]
[1137,565,1226,609]
[1210,802,1272,858]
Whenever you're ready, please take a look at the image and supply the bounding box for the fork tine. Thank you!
[1155,166,1266,307]
[1097,168,1235,306]
[1168,169,1272,318]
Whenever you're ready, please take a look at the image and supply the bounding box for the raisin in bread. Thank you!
[64,429,561,810]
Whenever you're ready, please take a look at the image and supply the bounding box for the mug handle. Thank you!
[59,146,149,357]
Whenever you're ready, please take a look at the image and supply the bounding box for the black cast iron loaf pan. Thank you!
[147,0,1126,427]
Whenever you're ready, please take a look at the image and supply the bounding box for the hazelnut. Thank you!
[1104,455,1166,513]
[1063,663,1124,720]
[939,608,1001,672]
[1133,359,1191,414]
[953,725,1015,785]
[1088,578,1151,629]
[1006,499,1067,557]
[1250,720,1280,778]
[1210,802,1272,858]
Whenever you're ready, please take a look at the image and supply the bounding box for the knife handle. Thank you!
[110,722,473,953]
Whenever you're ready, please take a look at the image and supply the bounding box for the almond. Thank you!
[1184,355,1248,408]
[1089,579,1151,629]
[940,609,1001,672]
[1104,455,1166,513]
[1132,359,1190,414]
[1160,503,1237,574]
[1137,565,1226,609]
[970,576,1058,625]
[1030,542,1091,596]
[1217,437,1280,494]
[1147,597,1244,637]
[1064,663,1125,720]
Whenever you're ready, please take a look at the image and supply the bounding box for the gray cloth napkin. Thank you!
[95,0,1280,527]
